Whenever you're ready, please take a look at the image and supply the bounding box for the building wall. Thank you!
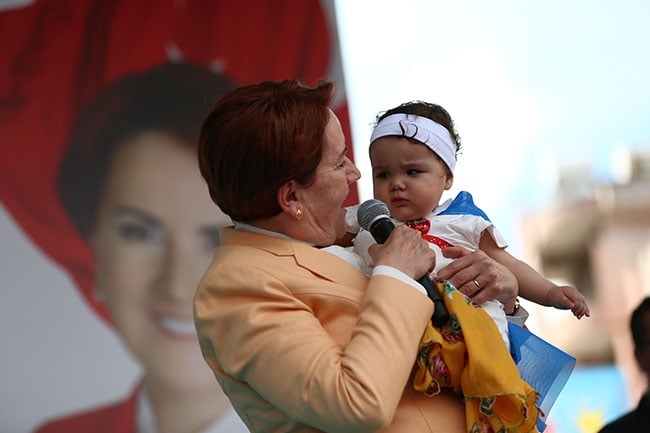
[521,151,650,406]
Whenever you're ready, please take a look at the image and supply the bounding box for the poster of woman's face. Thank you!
[0,2,356,432]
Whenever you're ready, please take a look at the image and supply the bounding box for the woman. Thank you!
[35,63,248,433]
[194,79,521,432]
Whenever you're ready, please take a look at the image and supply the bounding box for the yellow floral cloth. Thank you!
[413,280,541,433]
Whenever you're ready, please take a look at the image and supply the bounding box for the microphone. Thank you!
[357,199,450,327]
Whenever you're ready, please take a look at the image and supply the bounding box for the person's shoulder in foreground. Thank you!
[598,296,650,433]
[597,394,649,433]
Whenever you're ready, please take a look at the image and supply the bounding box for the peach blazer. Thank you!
[194,227,465,433]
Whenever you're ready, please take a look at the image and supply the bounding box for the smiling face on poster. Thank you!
[28,62,247,433]
[89,131,230,390]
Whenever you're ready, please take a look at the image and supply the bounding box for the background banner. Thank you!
[0,1,355,432]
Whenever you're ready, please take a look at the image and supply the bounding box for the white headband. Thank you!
[370,113,457,174]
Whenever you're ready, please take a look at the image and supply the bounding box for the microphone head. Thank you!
[357,199,390,232]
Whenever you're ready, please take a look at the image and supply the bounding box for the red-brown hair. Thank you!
[198,79,334,222]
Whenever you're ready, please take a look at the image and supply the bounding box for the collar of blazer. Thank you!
[219,226,367,286]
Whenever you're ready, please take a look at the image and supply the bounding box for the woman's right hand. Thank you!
[367,225,436,281]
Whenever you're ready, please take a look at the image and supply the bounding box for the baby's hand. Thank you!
[547,285,591,319]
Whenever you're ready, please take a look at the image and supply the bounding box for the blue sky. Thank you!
[335,0,650,255]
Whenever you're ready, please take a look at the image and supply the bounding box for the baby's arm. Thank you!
[478,233,590,319]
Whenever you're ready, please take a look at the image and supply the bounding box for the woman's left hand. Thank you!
[437,246,518,309]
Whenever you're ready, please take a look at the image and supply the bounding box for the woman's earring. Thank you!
[295,209,303,221]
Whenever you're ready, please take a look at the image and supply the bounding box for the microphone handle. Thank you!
[416,274,450,327]
[369,218,449,327]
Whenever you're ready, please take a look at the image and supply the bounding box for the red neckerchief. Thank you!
[405,219,453,249]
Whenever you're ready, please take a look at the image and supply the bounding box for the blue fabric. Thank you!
[438,191,490,221]
[508,322,576,432]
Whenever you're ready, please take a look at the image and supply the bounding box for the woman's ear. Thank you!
[277,180,301,217]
